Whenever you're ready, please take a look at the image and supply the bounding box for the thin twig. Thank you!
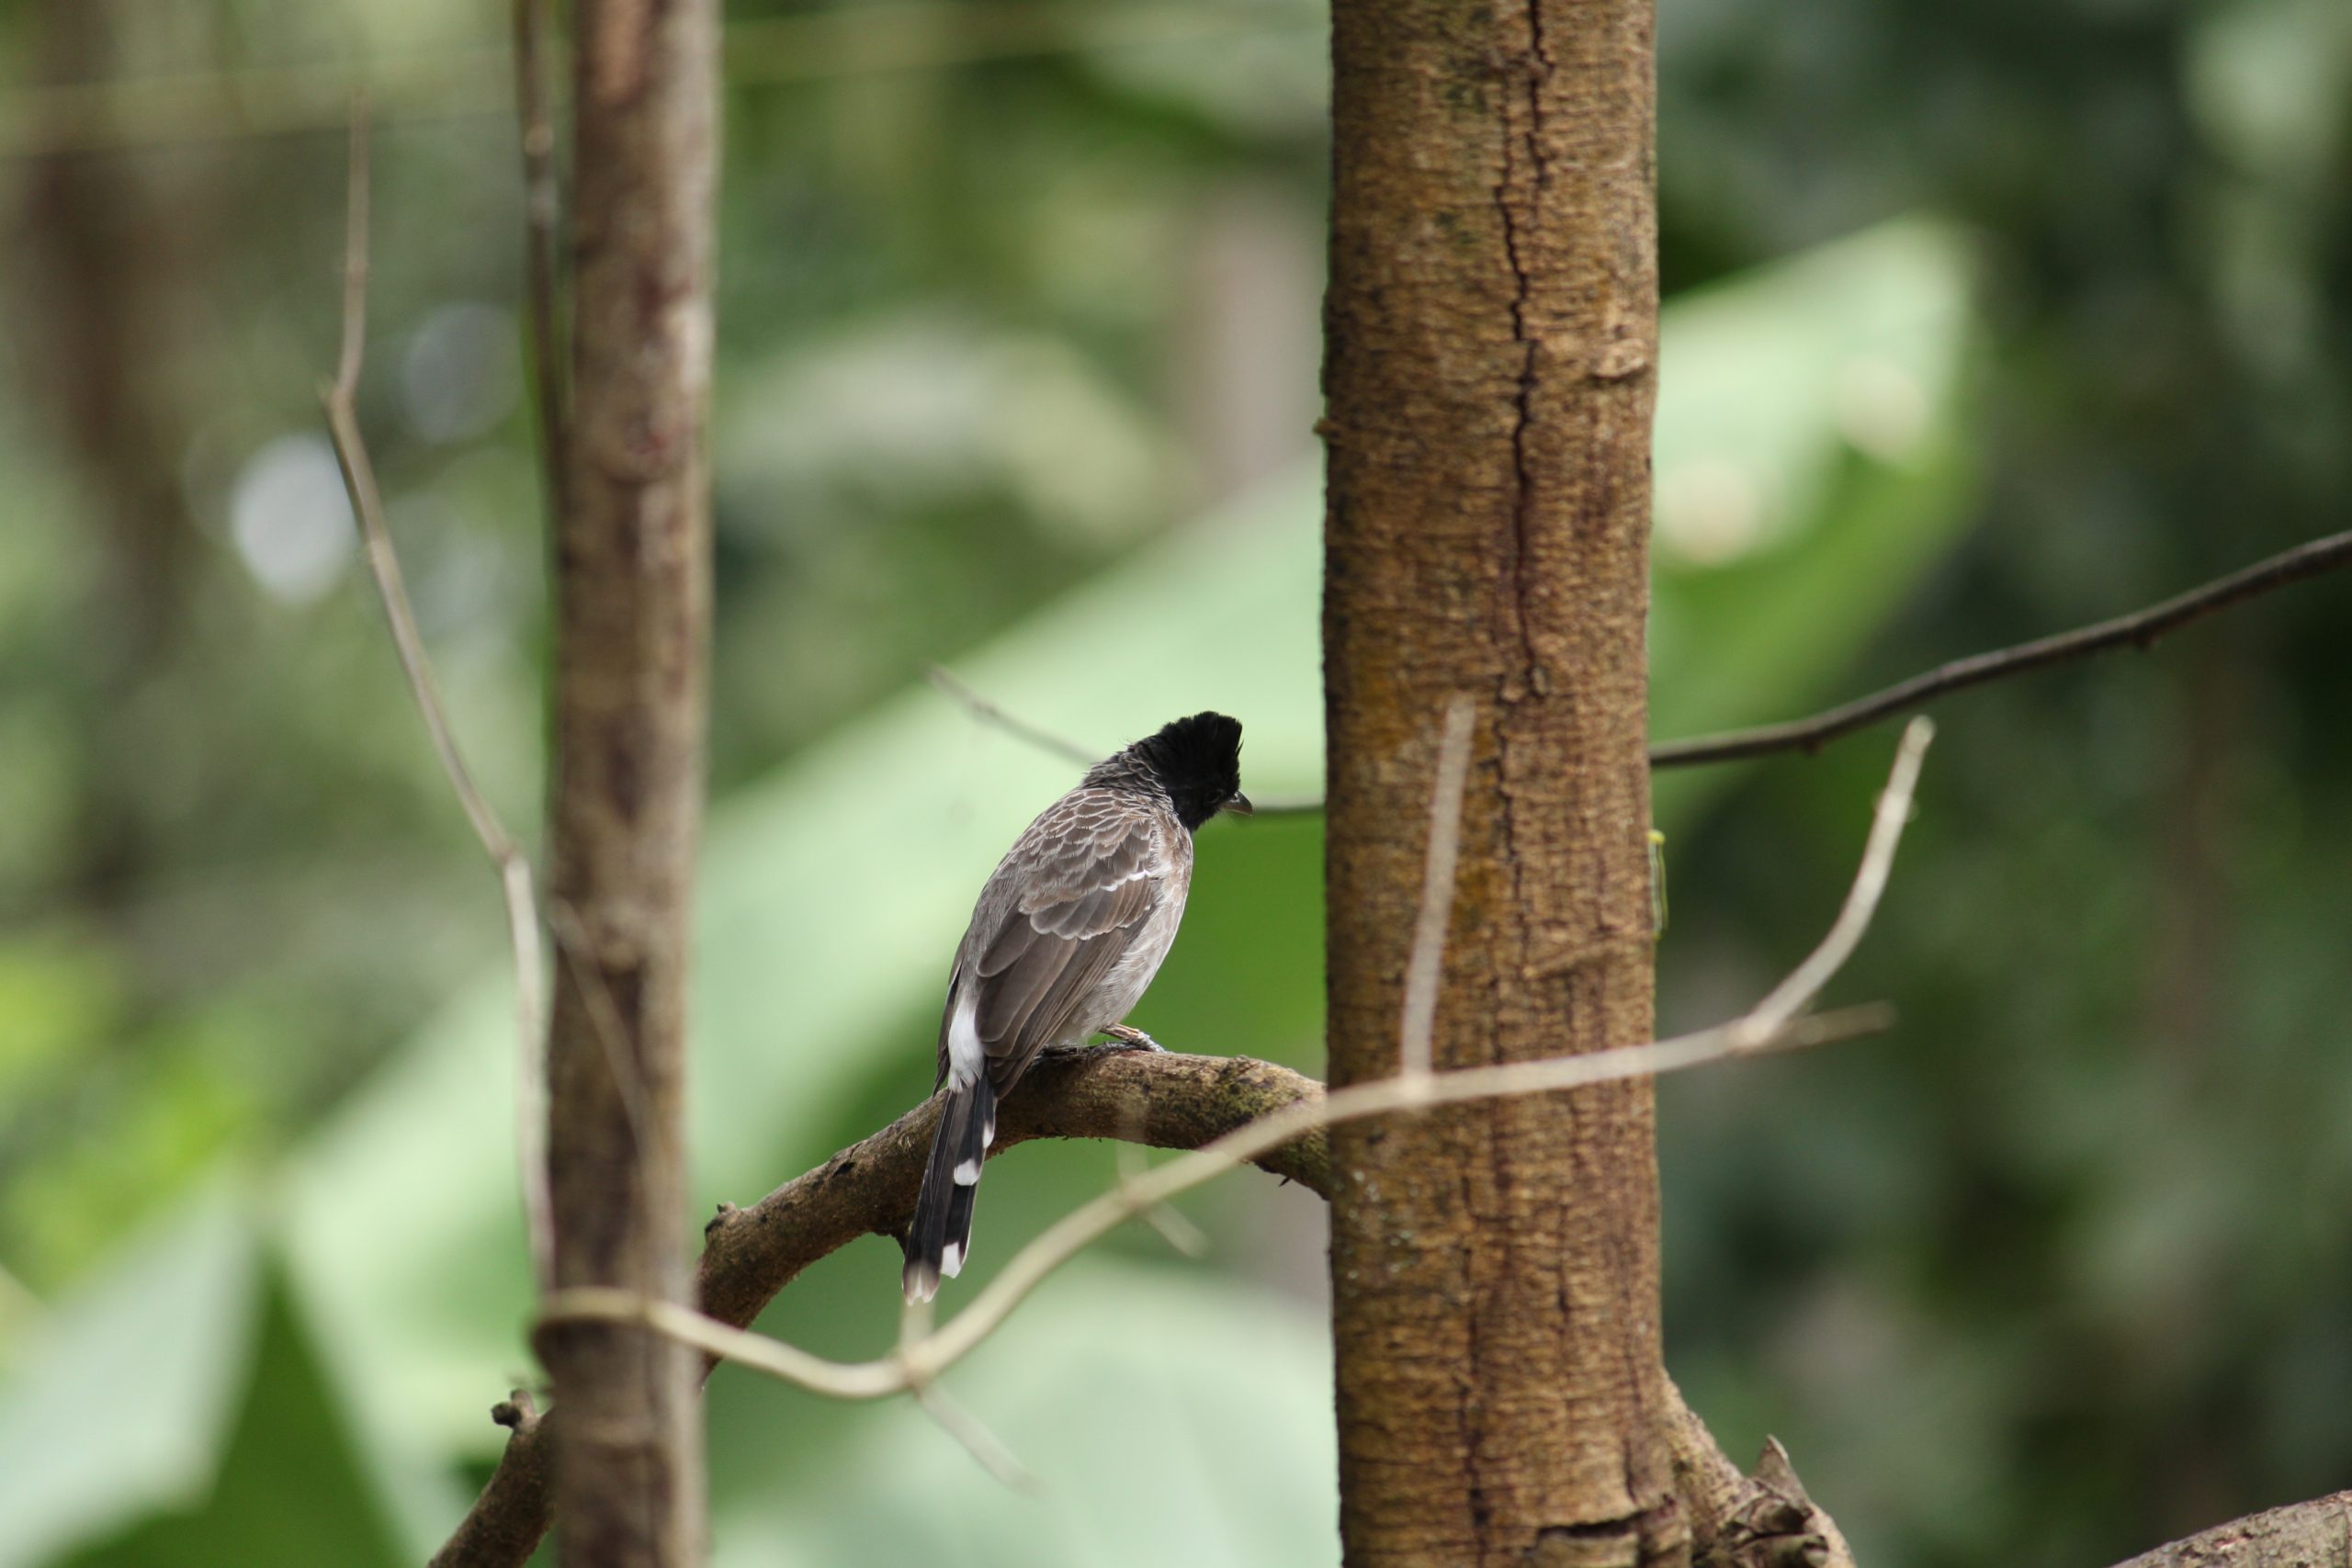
[890,1300,1042,1492]
[543,1004,1892,1400]
[1740,716,1930,1037]
[934,528,2352,790]
[915,1381,1044,1493]
[927,665,1094,766]
[511,0,565,525]
[1398,694,1476,1079]
[1117,1137,1211,1259]
[927,664,1323,816]
[538,721,1932,1400]
[1648,530,2352,767]
[321,100,553,1294]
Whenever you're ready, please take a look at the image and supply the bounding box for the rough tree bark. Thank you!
[1320,0,1668,1560]
[537,3,719,1565]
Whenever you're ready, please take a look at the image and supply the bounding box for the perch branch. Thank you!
[446,720,1929,1564]
[429,1048,1331,1567]
[538,720,1932,1396]
[321,101,553,1293]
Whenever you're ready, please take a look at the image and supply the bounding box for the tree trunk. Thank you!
[539,3,719,1565]
[1319,0,1668,1560]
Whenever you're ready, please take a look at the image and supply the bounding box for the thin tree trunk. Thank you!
[1319,0,1669,1559]
[539,3,718,1564]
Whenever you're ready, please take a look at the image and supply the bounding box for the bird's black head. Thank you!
[1125,711,1248,830]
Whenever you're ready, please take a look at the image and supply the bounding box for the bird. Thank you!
[901,711,1250,1303]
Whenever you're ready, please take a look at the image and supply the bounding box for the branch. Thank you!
[2109,1492,2352,1568]
[922,665,1313,818]
[935,527,2352,785]
[545,720,1929,1385]
[925,665,1093,766]
[320,100,554,1294]
[1649,526,2352,766]
[444,718,1928,1563]
[429,1049,1329,1566]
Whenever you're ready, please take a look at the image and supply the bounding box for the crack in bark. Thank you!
[1494,6,1550,697]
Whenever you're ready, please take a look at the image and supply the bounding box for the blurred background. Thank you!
[0,0,2347,1563]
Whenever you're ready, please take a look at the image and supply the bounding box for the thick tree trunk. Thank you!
[538,3,718,1565]
[1319,0,1668,1561]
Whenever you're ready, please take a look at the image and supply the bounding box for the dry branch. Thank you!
[2108,1491,2352,1568]
[321,103,554,1293]
[430,1049,1329,1567]
[934,525,2352,787]
[545,720,1929,1398]
[1647,526,2352,766]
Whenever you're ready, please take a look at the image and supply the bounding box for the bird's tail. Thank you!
[902,1075,997,1303]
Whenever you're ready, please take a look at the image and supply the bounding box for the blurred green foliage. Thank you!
[0,0,2346,1564]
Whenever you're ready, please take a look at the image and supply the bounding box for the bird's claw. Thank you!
[1103,1024,1165,1053]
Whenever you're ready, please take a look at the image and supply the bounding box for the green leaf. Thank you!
[0,1187,256,1568]
[1650,217,1977,825]
[53,1257,412,1568]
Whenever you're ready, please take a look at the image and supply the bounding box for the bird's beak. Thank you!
[1225,793,1254,817]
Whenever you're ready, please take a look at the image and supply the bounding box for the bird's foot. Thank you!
[1102,1024,1165,1053]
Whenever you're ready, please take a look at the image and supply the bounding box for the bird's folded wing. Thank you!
[969,807,1166,1089]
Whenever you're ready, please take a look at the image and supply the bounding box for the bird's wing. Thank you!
[946,794,1171,1093]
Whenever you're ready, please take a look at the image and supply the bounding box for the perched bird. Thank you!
[901,712,1250,1303]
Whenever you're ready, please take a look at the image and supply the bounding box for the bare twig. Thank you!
[935,529,2352,790]
[927,665,1094,766]
[915,1380,1043,1493]
[537,721,1931,1401]
[321,100,554,1295]
[1398,694,1476,1078]
[1649,529,2352,767]
[1117,1137,1212,1259]
[542,1003,1891,1400]
[893,1300,1043,1492]
[511,0,565,525]
[1741,717,1930,1039]
[926,664,1323,815]
[433,1049,1334,1567]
